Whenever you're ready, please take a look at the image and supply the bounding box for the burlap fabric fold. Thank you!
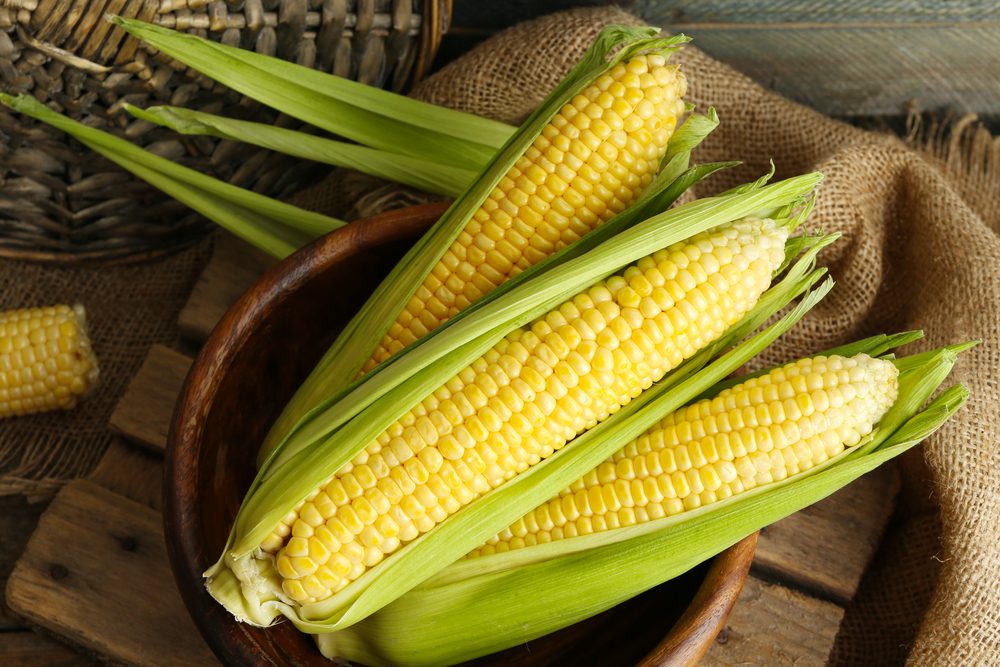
[300,7,999,665]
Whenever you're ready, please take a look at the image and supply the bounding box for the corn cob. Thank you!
[363,54,687,372]
[265,216,787,604]
[0,304,99,419]
[468,352,898,556]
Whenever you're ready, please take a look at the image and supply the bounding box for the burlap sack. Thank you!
[0,241,211,499]
[301,6,999,665]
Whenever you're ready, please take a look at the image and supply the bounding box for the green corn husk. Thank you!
[110,17,513,172]
[124,105,477,198]
[203,172,825,631]
[253,26,698,460]
[0,93,343,258]
[317,342,969,666]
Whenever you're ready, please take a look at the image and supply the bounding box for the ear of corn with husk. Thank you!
[316,339,969,666]
[254,27,700,460]
[203,170,826,631]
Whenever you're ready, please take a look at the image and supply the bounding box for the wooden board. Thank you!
[87,439,164,511]
[0,631,97,667]
[0,495,47,630]
[5,480,218,667]
[753,466,900,604]
[109,345,192,453]
[443,0,1000,118]
[702,575,845,666]
[177,232,275,344]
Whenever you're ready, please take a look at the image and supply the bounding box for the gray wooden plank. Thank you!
[108,345,192,453]
[669,25,1000,116]
[0,495,47,631]
[752,466,900,605]
[5,480,218,666]
[177,232,274,344]
[702,575,844,665]
[636,0,1000,24]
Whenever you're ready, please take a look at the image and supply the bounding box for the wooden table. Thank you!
[1,233,901,666]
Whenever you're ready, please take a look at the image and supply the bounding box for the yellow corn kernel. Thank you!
[0,304,99,419]
[364,55,688,371]
[472,353,898,556]
[263,216,787,604]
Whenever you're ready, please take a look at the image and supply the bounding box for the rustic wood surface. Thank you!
[109,346,192,453]
[701,576,846,666]
[5,480,217,666]
[177,233,275,343]
[442,0,1000,119]
[753,465,900,605]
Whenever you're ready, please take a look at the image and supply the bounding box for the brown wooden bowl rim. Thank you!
[164,202,756,667]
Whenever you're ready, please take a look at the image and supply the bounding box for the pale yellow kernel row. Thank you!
[468,353,898,557]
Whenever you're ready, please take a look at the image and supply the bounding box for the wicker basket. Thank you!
[0,0,450,263]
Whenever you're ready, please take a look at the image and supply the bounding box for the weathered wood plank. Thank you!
[753,465,901,605]
[109,345,192,453]
[0,631,96,667]
[0,495,47,631]
[702,575,845,666]
[177,232,274,343]
[634,1,1000,24]
[87,439,164,511]
[5,480,218,667]
[670,25,1000,117]
[444,2,1000,117]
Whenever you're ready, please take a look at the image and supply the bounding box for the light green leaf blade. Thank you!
[0,93,343,255]
[126,105,475,198]
[110,17,507,170]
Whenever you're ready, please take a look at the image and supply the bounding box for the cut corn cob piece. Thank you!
[0,304,99,419]
[468,352,898,557]
[363,54,688,372]
[265,216,787,604]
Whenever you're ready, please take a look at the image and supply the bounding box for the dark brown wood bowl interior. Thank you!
[164,203,758,667]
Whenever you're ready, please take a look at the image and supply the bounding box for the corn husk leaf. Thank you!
[110,17,512,171]
[204,213,829,630]
[317,346,970,666]
[0,93,342,257]
[257,28,705,461]
[124,105,476,198]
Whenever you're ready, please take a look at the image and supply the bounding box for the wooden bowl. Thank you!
[165,203,758,667]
